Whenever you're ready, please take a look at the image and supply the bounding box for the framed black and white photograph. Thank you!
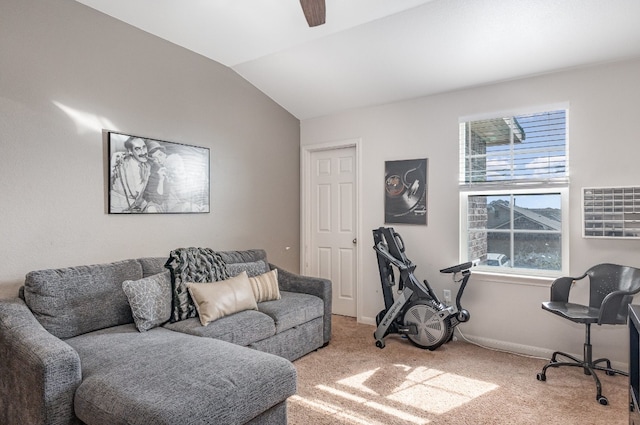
[384,158,428,225]
[108,131,210,214]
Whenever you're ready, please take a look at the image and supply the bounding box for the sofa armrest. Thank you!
[0,298,82,425]
[270,264,332,345]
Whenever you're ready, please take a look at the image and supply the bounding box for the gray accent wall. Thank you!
[0,0,300,298]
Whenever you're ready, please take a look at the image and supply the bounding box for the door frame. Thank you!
[301,138,362,320]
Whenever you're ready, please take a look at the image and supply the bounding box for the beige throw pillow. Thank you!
[186,271,258,326]
[249,269,281,302]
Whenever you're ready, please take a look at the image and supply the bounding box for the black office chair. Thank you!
[536,263,640,405]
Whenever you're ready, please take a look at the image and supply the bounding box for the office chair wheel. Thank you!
[403,299,452,350]
[597,395,608,406]
[375,339,385,349]
[536,372,546,381]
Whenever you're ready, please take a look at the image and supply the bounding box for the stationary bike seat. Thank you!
[440,262,473,274]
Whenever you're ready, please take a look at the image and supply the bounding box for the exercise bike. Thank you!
[372,226,475,350]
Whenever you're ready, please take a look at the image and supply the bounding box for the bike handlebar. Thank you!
[439,262,473,274]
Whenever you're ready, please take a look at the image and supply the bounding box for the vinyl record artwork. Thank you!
[384,158,427,225]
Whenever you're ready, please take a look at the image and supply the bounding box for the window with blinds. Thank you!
[460,110,567,187]
[458,108,569,276]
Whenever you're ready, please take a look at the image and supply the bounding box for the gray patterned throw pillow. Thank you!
[122,271,172,332]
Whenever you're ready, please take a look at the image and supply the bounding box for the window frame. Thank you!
[459,187,569,277]
[458,105,570,278]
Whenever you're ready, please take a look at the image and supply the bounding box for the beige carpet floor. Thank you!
[289,315,628,425]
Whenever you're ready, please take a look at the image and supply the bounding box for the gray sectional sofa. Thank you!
[0,249,331,425]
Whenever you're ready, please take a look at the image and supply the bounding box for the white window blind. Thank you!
[460,110,567,188]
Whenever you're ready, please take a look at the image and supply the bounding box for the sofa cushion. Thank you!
[227,260,270,277]
[65,325,296,425]
[122,271,172,332]
[250,317,324,362]
[187,272,258,326]
[249,269,281,302]
[162,310,276,346]
[165,247,229,322]
[23,260,143,338]
[258,291,324,334]
[136,257,168,277]
[219,249,269,275]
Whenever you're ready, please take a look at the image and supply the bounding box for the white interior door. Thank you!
[309,146,357,317]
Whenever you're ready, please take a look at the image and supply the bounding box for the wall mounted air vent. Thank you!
[583,186,640,239]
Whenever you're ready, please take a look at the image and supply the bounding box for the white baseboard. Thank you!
[454,330,554,360]
[454,330,628,372]
[359,315,376,326]
[355,315,628,372]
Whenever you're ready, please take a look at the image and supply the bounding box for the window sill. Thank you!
[472,269,556,287]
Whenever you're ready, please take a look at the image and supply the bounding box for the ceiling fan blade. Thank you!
[300,0,326,27]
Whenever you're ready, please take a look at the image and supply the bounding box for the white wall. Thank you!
[0,0,301,298]
[301,58,640,366]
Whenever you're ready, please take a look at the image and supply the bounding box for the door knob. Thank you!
[352,238,357,244]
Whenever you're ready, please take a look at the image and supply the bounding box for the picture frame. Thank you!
[384,158,428,225]
[108,131,210,214]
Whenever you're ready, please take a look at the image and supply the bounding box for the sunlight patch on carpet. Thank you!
[312,363,499,419]
[316,385,429,424]
[289,394,412,425]
[336,367,381,395]
[386,365,499,414]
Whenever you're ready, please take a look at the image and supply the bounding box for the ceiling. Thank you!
[74,0,640,120]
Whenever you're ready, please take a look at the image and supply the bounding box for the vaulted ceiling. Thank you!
[74,0,640,119]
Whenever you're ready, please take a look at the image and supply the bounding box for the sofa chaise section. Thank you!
[66,325,296,425]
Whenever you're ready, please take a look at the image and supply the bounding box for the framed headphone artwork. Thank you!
[384,158,428,225]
